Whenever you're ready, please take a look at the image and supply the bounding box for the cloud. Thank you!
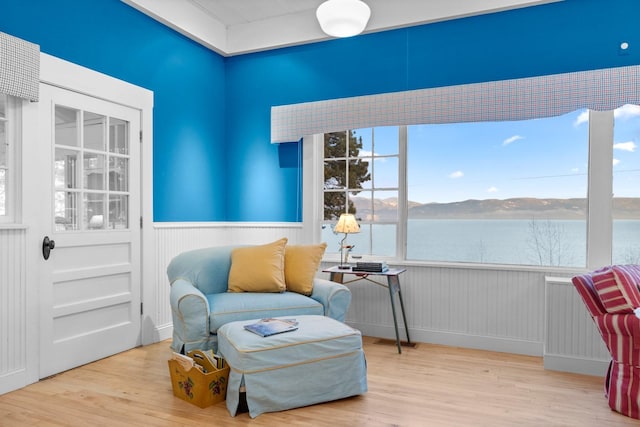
[487,186,498,193]
[613,158,620,166]
[449,171,464,179]
[571,167,579,173]
[574,110,589,127]
[503,135,524,146]
[613,141,637,152]
[615,104,640,120]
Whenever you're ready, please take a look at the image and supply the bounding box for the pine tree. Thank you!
[323,131,371,220]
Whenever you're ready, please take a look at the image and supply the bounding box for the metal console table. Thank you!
[323,265,411,353]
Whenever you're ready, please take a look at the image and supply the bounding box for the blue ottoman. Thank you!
[217,315,367,418]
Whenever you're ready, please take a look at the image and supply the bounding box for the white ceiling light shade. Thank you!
[316,0,371,38]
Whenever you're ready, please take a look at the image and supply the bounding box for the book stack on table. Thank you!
[351,262,389,273]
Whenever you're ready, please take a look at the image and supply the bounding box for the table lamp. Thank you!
[334,213,360,269]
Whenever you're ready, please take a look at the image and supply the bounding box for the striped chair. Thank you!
[572,265,640,419]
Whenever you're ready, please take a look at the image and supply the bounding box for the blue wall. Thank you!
[225,0,640,221]
[0,0,227,222]
[1,0,639,222]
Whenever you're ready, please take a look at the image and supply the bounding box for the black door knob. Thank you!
[43,236,56,260]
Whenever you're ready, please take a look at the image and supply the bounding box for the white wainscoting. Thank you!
[0,222,612,397]
[330,263,547,356]
[151,223,610,377]
[544,276,609,376]
[0,228,27,394]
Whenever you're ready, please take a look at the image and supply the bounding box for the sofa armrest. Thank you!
[169,278,211,353]
[310,278,351,322]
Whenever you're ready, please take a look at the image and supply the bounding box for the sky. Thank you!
[353,105,640,204]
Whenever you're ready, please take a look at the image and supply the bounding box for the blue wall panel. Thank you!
[224,0,640,221]
[1,0,639,222]
[0,0,227,222]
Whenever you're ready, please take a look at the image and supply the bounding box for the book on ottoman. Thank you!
[244,318,299,337]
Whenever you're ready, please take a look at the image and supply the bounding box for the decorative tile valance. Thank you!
[0,32,40,102]
[271,65,640,143]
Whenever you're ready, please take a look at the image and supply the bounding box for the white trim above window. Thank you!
[271,65,640,143]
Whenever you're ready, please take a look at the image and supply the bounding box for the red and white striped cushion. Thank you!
[612,265,640,308]
[593,266,638,314]
[572,273,607,317]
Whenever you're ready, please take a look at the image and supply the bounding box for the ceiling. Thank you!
[121,0,561,56]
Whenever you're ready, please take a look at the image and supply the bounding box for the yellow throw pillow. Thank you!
[284,243,327,296]
[228,238,288,293]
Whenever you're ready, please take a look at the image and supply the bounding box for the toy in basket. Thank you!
[168,349,230,408]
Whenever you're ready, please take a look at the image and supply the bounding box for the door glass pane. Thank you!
[55,148,79,189]
[83,153,105,190]
[84,111,106,151]
[55,106,79,147]
[109,117,129,155]
[55,191,78,231]
[109,195,128,229]
[84,192,105,230]
[109,157,128,191]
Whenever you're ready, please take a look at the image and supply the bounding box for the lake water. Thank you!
[323,219,640,267]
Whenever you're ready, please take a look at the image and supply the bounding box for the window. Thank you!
[612,105,640,264]
[0,93,20,223]
[54,105,130,231]
[320,106,636,268]
[321,127,400,258]
[406,111,589,267]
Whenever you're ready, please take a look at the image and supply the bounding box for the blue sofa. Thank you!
[168,245,352,353]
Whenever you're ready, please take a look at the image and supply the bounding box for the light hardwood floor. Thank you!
[1,337,637,426]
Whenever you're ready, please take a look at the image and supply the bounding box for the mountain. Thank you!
[350,197,640,220]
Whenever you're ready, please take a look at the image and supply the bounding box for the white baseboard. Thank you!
[347,322,544,356]
[0,369,34,395]
[543,353,609,377]
[156,324,173,342]
[153,319,608,377]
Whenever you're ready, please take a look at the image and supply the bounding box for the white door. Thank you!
[37,83,141,377]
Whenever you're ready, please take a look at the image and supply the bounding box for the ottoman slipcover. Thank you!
[218,315,367,418]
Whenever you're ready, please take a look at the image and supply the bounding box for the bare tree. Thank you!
[527,218,573,266]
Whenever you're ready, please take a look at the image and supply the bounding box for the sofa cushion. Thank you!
[612,264,640,308]
[228,238,287,293]
[207,291,324,332]
[593,265,640,313]
[284,243,327,296]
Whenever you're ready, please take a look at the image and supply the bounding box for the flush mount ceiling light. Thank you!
[316,0,371,38]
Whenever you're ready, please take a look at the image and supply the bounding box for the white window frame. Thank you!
[0,95,22,224]
[320,128,403,259]
[305,108,618,270]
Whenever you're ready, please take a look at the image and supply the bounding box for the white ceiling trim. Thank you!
[121,0,562,57]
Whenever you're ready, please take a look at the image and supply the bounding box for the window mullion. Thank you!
[586,110,614,269]
[398,126,407,261]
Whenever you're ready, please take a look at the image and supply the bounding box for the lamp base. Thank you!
[337,264,351,269]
